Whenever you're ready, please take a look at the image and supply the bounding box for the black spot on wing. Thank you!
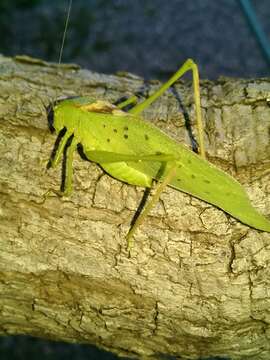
[124,134,128,139]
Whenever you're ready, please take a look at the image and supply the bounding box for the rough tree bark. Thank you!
[0,54,270,360]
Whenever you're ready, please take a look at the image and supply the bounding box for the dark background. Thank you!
[0,0,269,359]
[1,0,270,79]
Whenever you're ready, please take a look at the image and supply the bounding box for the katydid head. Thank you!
[46,102,56,133]
[47,96,79,133]
[46,99,66,134]
[49,101,68,134]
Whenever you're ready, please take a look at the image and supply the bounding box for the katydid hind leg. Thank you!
[129,59,205,159]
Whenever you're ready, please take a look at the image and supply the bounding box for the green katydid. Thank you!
[46,58,270,250]
[45,0,270,251]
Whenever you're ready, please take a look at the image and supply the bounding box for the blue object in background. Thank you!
[239,0,270,66]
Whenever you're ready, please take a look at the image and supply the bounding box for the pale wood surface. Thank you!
[0,55,270,359]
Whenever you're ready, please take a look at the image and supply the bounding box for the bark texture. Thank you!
[0,54,270,359]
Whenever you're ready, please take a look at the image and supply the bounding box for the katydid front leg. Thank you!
[49,130,73,168]
[44,132,77,200]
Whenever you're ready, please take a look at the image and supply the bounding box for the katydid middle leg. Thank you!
[126,162,177,253]
[85,150,178,251]
[62,136,78,196]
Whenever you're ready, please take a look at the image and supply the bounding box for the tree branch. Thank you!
[0,55,270,359]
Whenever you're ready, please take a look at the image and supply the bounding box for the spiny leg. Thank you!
[84,150,178,252]
[43,133,77,201]
[128,59,205,159]
[126,162,177,254]
[49,129,73,168]
[61,136,78,196]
